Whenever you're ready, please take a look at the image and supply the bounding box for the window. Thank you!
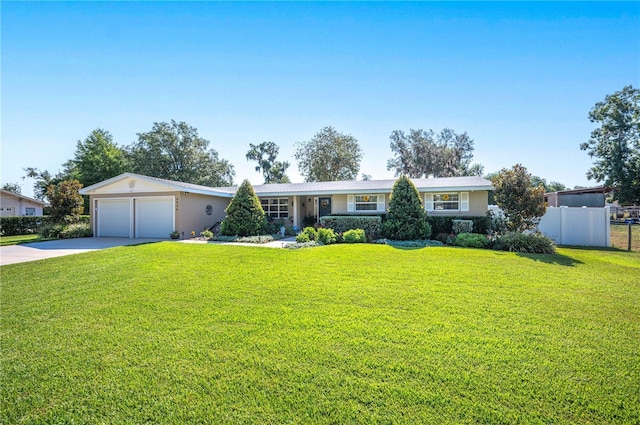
[425,192,469,212]
[355,195,378,211]
[434,193,460,210]
[261,198,289,218]
[25,208,36,216]
[347,194,385,213]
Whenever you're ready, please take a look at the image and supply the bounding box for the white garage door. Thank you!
[98,199,131,237]
[135,197,174,238]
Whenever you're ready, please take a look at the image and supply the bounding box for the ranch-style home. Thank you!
[0,189,48,217]
[80,173,494,239]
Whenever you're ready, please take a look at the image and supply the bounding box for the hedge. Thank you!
[318,216,382,241]
[426,215,492,238]
[0,216,90,236]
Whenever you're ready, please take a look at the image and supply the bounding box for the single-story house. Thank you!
[544,186,611,208]
[0,189,47,217]
[79,173,493,238]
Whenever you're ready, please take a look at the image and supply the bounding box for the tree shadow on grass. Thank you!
[515,252,583,266]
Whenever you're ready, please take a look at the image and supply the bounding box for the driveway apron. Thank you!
[0,238,164,266]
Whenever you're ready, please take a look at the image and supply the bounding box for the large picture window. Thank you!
[260,198,289,218]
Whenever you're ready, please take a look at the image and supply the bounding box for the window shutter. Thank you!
[377,195,385,212]
[347,195,355,212]
[424,194,434,212]
[461,192,469,212]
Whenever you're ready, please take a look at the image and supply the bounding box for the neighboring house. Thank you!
[544,186,610,207]
[0,189,47,217]
[80,173,493,238]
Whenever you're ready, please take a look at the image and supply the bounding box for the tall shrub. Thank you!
[382,175,430,240]
[220,180,267,236]
[492,164,546,232]
[46,180,84,221]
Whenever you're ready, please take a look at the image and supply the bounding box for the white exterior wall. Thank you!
[538,207,610,247]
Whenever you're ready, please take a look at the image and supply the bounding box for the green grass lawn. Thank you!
[1,243,638,424]
[0,234,49,246]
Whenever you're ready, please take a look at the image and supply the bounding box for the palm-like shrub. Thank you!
[220,180,267,236]
[382,175,430,240]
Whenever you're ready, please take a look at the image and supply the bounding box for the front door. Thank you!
[318,197,332,218]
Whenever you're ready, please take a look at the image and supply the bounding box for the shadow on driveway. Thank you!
[1,237,165,266]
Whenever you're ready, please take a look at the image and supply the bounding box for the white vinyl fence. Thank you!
[537,207,610,247]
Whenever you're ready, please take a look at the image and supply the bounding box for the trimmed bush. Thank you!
[382,176,430,241]
[317,228,337,245]
[342,228,366,243]
[318,216,381,240]
[0,216,89,236]
[452,220,474,235]
[40,222,92,239]
[491,232,556,254]
[295,233,310,243]
[59,223,92,239]
[454,233,489,249]
[220,180,267,236]
[300,227,318,241]
[426,215,492,238]
[2,217,49,236]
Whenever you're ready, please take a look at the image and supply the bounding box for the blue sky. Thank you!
[2,1,639,198]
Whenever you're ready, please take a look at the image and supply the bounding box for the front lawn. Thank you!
[1,244,638,424]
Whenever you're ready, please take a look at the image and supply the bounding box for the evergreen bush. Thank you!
[382,176,430,240]
[491,232,556,254]
[454,233,489,248]
[220,180,267,236]
[300,227,318,241]
[426,215,492,238]
[317,228,337,245]
[342,228,366,243]
[319,216,381,240]
[452,220,474,235]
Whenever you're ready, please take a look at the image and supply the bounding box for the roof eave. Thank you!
[255,185,493,197]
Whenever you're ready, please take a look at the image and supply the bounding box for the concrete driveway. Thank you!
[1,238,165,266]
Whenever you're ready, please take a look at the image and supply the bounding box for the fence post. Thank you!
[629,222,632,252]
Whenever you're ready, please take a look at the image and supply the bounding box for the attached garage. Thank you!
[97,199,131,237]
[134,197,174,238]
[95,196,175,238]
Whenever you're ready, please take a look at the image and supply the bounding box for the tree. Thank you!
[387,128,483,178]
[529,176,567,193]
[246,142,291,184]
[69,129,129,187]
[295,126,363,182]
[46,180,84,220]
[492,164,546,232]
[129,120,235,187]
[23,167,72,201]
[1,182,21,194]
[580,85,640,205]
[220,180,267,236]
[381,175,431,240]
